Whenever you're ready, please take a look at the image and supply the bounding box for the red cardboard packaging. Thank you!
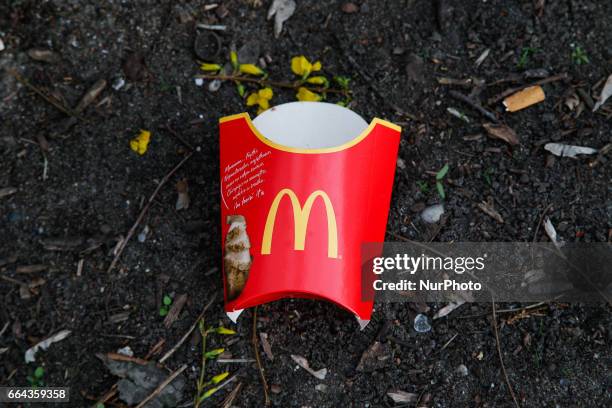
[219,102,400,327]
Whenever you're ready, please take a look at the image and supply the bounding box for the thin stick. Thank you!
[107,152,193,273]
[492,300,521,408]
[8,69,83,120]
[195,74,350,95]
[532,203,552,242]
[134,364,187,408]
[159,294,216,364]
[252,307,270,406]
[162,123,194,152]
[449,90,498,122]
[487,73,568,105]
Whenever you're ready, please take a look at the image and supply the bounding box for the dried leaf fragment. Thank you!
[433,301,465,319]
[0,187,17,199]
[593,74,612,112]
[544,143,597,158]
[387,390,418,403]
[477,200,504,223]
[25,330,71,363]
[483,123,519,145]
[291,354,327,380]
[176,178,190,210]
[267,0,296,38]
[503,85,545,112]
[75,79,107,113]
[259,332,274,360]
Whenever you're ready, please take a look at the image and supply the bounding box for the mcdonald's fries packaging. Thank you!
[219,102,401,325]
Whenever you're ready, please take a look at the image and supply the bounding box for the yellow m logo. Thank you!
[261,188,338,258]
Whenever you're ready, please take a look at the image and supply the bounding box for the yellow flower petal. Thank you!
[311,61,322,71]
[296,87,322,102]
[258,87,273,100]
[130,130,151,155]
[239,64,264,76]
[246,93,259,106]
[305,76,327,85]
[211,372,230,384]
[200,63,221,71]
[291,55,311,76]
[230,51,238,68]
[258,98,270,110]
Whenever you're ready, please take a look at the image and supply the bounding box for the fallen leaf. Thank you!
[356,341,391,372]
[433,301,465,319]
[75,79,107,113]
[259,332,274,360]
[544,143,597,158]
[503,85,545,112]
[593,74,612,112]
[387,390,418,404]
[0,187,17,199]
[543,217,563,249]
[483,123,519,145]
[27,48,60,63]
[176,179,190,210]
[477,200,504,223]
[25,330,71,363]
[341,2,359,14]
[163,294,188,328]
[565,92,580,111]
[291,354,327,380]
[267,0,296,38]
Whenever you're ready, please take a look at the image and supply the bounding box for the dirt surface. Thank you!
[1,0,611,407]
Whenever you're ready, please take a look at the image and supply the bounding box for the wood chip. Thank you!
[503,85,545,112]
[483,123,519,145]
[16,265,47,274]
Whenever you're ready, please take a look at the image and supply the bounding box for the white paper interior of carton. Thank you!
[226,102,370,329]
[253,101,368,148]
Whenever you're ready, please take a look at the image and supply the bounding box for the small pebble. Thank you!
[456,364,469,376]
[138,225,150,243]
[315,384,327,392]
[112,77,126,91]
[194,78,204,87]
[0,38,4,52]
[414,313,431,333]
[341,2,359,13]
[208,79,221,92]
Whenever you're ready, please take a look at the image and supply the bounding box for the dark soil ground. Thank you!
[1,0,611,407]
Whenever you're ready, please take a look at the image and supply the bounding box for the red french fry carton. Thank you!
[219,102,400,327]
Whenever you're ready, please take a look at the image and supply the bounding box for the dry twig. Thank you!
[159,294,216,364]
[492,300,521,408]
[107,152,193,273]
[134,364,187,408]
[252,307,271,406]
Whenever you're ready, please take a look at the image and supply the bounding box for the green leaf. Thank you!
[200,386,219,401]
[163,295,172,306]
[204,348,225,359]
[436,181,446,200]
[215,327,236,335]
[34,366,44,378]
[159,307,168,317]
[334,76,351,89]
[236,83,245,97]
[436,164,449,180]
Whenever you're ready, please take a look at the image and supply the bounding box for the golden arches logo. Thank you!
[261,188,338,258]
